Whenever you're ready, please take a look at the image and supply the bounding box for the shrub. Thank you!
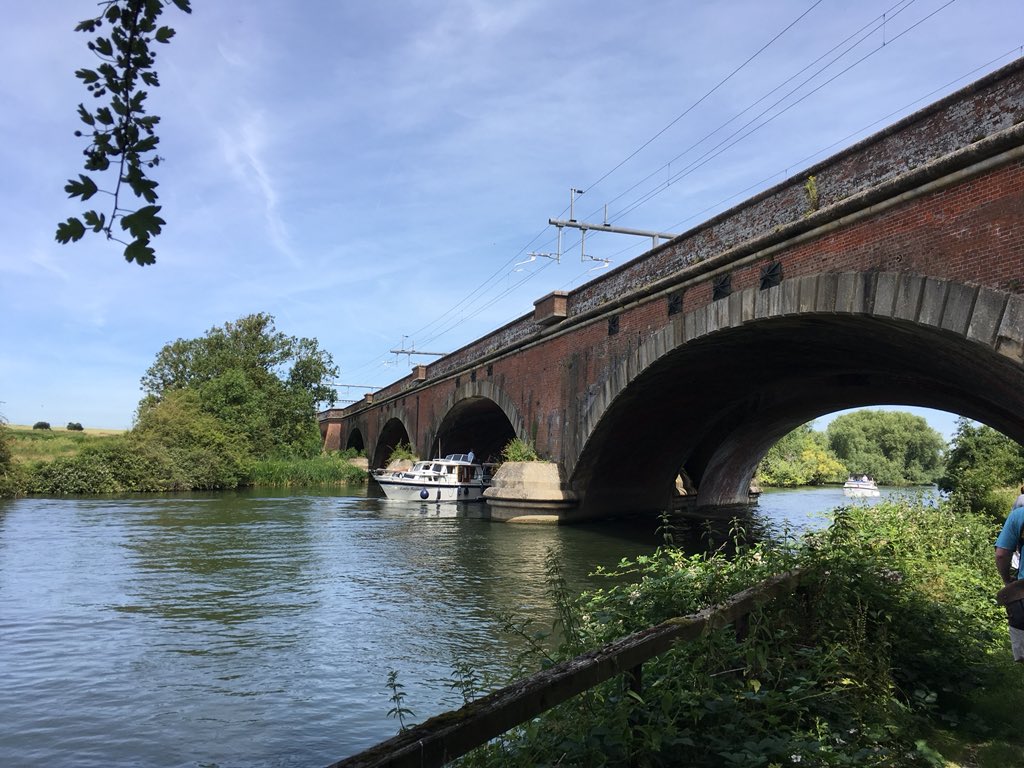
[132,391,253,490]
[66,422,84,431]
[32,421,51,430]
[460,498,1005,767]
[387,441,417,464]
[0,421,24,498]
[501,437,539,462]
[28,452,121,494]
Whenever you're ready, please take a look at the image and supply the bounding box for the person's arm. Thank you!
[996,546,1016,585]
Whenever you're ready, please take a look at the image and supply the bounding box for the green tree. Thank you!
[140,313,337,458]
[132,389,252,488]
[758,423,846,487]
[938,418,1024,516]
[826,410,945,485]
[56,0,191,265]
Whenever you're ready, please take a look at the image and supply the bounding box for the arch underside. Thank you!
[433,396,516,464]
[346,427,365,452]
[572,310,1024,517]
[372,417,411,469]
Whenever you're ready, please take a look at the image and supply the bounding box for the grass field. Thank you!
[7,424,125,464]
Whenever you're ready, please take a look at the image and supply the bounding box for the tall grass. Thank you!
[250,454,367,487]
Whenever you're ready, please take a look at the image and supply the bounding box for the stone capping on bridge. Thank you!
[326,569,805,768]
[321,57,1024,422]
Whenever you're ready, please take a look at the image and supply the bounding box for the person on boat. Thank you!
[467,450,475,464]
[995,502,1024,662]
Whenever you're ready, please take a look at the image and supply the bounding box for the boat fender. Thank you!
[420,488,429,500]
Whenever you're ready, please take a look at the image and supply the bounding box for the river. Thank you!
[0,484,921,767]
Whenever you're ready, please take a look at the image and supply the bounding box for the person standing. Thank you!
[995,499,1024,662]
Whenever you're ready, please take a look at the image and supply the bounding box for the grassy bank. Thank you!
[3,425,367,495]
[7,424,125,465]
[448,498,1023,767]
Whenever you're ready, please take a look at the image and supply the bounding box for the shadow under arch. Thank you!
[345,427,365,452]
[570,272,1024,518]
[430,380,525,464]
[372,417,412,469]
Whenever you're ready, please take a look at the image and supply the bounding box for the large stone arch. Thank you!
[371,416,413,470]
[570,271,1024,516]
[430,380,526,464]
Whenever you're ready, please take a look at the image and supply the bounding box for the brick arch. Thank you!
[370,411,414,470]
[569,271,1024,514]
[428,380,527,463]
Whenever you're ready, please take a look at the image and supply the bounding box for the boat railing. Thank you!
[326,569,806,768]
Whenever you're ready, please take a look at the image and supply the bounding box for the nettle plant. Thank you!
[56,0,191,266]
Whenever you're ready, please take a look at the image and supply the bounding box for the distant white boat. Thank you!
[373,454,490,502]
[843,475,880,498]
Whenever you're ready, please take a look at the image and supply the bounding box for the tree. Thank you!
[758,423,846,487]
[132,389,252,488]
[56,0,191,265]
[826,410,945,486]
[140,313,338,458]
[938,418,1024,516]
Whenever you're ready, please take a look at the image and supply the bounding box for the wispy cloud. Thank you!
[218,110,302,268]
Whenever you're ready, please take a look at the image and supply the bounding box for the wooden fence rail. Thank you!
[327,569,805,768]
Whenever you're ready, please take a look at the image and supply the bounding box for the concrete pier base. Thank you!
[484,462,578,523]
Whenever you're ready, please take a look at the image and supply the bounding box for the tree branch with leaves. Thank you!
[56,0,191,266]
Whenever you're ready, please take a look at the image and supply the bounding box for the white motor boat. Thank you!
[843,475,880,498]
[374,454,490,502]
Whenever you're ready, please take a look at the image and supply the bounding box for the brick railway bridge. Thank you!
[320,59,1024,522]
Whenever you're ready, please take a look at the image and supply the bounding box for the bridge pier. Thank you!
[483,462,578,523]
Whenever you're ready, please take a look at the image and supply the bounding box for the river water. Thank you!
[0,485,918,767]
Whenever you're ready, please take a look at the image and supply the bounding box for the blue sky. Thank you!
[1,1,1021,438]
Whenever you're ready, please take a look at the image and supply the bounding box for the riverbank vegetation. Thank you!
[758,410,946,488]
[0,314,368,497]
[939,418,1024,518]
[449,497,1022,767]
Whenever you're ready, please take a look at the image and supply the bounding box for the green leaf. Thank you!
[120,205,165,240]
[132,135,160,155]
[75,68,100,85]
[93,37,113,57]
[129,90,148,114]
[64,174,100,201]
[55,217,87,244]
[155,26,176,43]
[171,0,193,13]
[127,172,159,204]
[74,19,99,33]
[83,210,107,233]
[141,71,160,87]
[77,104,95,127]
[95,107,114,126]
[124,238,156,266]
